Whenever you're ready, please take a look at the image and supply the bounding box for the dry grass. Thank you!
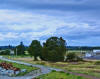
[6,56,100,78]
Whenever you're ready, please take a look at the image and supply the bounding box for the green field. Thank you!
[7,56,100,78]
[37,71,89,79]
[0,49,99,79]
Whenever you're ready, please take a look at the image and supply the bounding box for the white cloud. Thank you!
[0,32,18,40]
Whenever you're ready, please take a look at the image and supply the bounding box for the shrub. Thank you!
[36,62,46,65]
[66,73,70,75]
[95,61,100,65]
[66,52,77,62]
[59,71,65,73]
[76,56,83,61]
[0,49,10,55]
[77,76,83,79]
[52,70,56,72]
[66,52,83,62]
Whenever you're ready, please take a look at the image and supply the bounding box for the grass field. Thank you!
[7,56,100,78]
[67,50,92,57]
[0,59,38,76]
[37,71,89,79]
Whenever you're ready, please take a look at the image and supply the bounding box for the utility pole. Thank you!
[16,48,17,56]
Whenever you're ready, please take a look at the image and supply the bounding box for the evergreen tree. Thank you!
[15,42,25,55]
[28,40,42,60]
[41,37,67,62]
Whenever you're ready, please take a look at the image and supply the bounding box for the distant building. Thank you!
[10,50,14,55]
[93,50,100,55]
[85,49,100,57]
[85,53,92,57]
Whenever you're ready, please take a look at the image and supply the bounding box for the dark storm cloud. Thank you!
[0,0,100,11]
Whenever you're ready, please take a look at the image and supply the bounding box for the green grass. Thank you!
[67,50,91,53]
[5,55,100,78]
[37,71,89,79]
[0,60,38,76]
[1,55,30,58]
[1,53,100,78]
[47,61,100,78]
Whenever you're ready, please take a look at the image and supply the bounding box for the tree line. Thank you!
[15,37,67,62]
[0,36,83,62]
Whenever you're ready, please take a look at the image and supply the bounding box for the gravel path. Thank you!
[0,57,62,79]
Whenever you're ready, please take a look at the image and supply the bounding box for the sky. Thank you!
[0,0,100,46]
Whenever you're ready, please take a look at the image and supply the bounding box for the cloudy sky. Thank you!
[0,0,100,46]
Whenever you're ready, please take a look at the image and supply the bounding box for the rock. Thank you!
[0,56,3,58]
[21,69,27,72]
[7,70,14,76]
[1,69,6,72]
[0,67,3,71]
[8,73,14,77]
[15,71,20,75]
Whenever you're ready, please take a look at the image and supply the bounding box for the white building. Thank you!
[85,50,100,58]
[85,53,92,57]
[10,50,14,55]
[93,50,100,55]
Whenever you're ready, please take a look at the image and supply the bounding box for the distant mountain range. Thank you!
[0,46,100,50]
[0,46,15,50]
[67,46,100,50]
